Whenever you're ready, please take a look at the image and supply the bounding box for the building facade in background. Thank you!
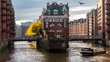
[15,22,32,38]
[0,0,15,49]
[87,9,98,37]
[21,22,32,38]
[15,25,22,38]
[97,0,110,46]
[69,19,87,37]
[97,0,105,39]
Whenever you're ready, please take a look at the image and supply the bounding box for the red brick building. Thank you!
[105,0,110,40]
[41,2,69,50]
[42,2,69,39]
[69,19,87,37]
[86,9,98,37]
[97,0,110,46]
[0,0,15,49]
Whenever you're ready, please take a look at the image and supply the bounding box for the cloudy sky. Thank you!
[12,0,98,24]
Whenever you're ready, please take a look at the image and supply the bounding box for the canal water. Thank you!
[0,41,110,62]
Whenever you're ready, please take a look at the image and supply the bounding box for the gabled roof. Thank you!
[43,2,69,15]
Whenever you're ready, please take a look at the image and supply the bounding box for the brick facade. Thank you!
[0,0,15,49]
[42,2,69,39]
[87,9,98,37]
[69,19,87,37]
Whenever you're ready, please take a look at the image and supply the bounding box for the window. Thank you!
[49,18,52,22]
[46,24,48,28]
[50,30,55,32]
[56,18,59,22]
[57,30,62,32]
[46,22,48,28]
[64,19,67,27]
[53,18,55,22]
[60,18,62,22]
[57,24,62,27]
[53,9,58,15]
[45,18,49,21]
[50,24,55,27]
[48,10,51,15]
[56,35,61,38]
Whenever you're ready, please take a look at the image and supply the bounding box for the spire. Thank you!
[62,5,67,12]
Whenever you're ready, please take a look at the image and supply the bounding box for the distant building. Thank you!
[86,9,98,37]
[69,19,87,36]
[97,0,110,46]
[105,0,110,40]
[0,0,15,49]
[21,22,32,38]
[15,21,32,38]
[15,25,22,38]
[21,21,32,26]
[97,0,105,39]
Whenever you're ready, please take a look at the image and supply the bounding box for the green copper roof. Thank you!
[62,5,68,12]
[44,2,69,15]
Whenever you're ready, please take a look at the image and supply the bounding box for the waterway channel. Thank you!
[0,41,110,62]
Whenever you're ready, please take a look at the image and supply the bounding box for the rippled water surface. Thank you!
[0,41,110,62]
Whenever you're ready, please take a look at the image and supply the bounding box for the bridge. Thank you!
[11,36,105,42]
[10,37,40,41]
[69,36,104,41]
[69,35,106,46]
[8,36,106,49]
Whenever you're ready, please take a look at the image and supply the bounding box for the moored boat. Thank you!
[80,48,94,56]
[80,47,106,56]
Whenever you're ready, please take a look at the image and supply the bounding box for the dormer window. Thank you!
[62,5,68,14]
[53,9,58,15]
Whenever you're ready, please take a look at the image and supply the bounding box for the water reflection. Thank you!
[0,41,110,62]
[46,52,68,62]
[9,49,46,62]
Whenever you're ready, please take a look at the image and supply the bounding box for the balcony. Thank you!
[107,26,110,32]
[106,4,110,10]
[106,11,110,15]
[106,21,110,25]
[107,30,110,33]
[106,3,110,5]
[1,6,6,9]
[106,16,110,20]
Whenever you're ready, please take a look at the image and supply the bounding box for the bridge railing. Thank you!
[69,35,102,40]
[10,37,40,41]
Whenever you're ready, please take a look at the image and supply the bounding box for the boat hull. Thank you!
[80,52,94,56]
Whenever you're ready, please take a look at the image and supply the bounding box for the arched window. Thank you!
[49,18,52,22]
[50,23,55,27]
[53,9,58,15]
[56,18,59,22]
[60,18,62,22]
[57,24,62,27]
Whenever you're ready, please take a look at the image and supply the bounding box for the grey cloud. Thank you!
[12,0,97,20]
[70,10,90,16]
